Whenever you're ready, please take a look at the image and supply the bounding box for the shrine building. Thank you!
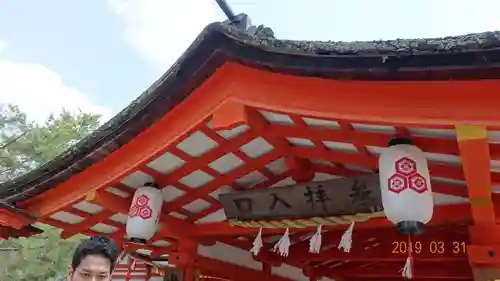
[1,15,500,281]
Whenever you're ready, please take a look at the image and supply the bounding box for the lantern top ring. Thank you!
[388,138,414,147]
[144,182,160,189]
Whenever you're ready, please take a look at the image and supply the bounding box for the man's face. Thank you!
[67,254,112,281]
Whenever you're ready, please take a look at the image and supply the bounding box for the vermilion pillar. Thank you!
[456,125,500,281]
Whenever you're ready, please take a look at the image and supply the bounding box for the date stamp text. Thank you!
[392,241,466,255]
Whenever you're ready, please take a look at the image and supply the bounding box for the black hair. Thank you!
[71,236,119,272]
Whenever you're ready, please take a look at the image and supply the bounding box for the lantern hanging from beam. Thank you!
[126,182,163,244]
[378,138,434,279]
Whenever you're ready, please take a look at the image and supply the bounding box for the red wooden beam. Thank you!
[61,209,114,239]
[290,146,498,186]
[268,123,500,161]
[314,261,472,279]
[227,62,500,126]
[0,208,34,229]
[346,279,472,281]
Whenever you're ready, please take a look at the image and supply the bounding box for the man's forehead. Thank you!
[77,255,111,272]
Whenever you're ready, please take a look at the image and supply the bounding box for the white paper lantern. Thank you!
[126,184,163,244]
[378,141,433,234]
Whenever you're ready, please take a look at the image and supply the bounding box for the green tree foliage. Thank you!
[0,103,102,280]
[0,104,101,181]
[1,224,87,281]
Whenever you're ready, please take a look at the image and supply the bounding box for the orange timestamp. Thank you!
[392,240,466,255]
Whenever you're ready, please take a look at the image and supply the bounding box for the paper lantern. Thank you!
[378,138,433,235]
[126,183,163,244]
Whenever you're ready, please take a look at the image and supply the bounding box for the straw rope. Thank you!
[229,211,385,228]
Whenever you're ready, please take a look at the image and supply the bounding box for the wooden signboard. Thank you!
[219,174,383,221]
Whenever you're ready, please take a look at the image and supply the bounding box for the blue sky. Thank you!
[0,0,499,122]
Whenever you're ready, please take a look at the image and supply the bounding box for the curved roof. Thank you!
[1,22,500,203]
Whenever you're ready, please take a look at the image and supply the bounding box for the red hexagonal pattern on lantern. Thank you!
[138,206,152,219]
[129,194,153,219]
[395,157,417,176]
[136,195,149,207]
[408,173,428,193]
[388,174,408,193]
[387,157,428,194]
